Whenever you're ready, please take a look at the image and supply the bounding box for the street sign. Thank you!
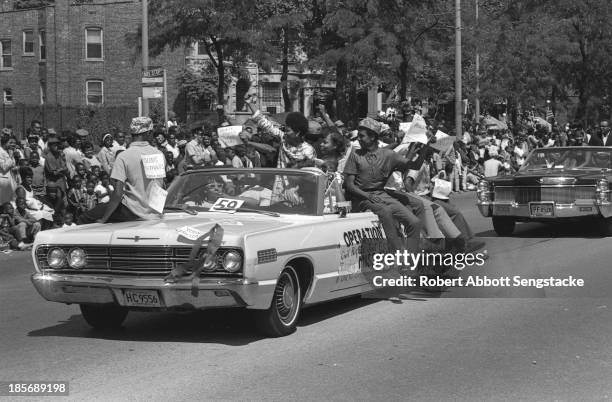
[142,87,163,99]
[142,77,164,84]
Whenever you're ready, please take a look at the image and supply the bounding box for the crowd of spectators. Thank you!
[1,104,608,252]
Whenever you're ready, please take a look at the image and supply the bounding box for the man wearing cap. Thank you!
[344,117,422,253]
[78,117,166,224]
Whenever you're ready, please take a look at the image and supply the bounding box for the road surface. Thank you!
[1,192,610,401]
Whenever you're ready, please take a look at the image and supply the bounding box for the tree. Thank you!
[253,0,311,112]
[147,0,260,120]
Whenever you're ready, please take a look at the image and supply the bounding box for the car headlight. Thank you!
[68,248,87,269]
[595,178,610,203]
[47,248,66,269]
[222,250,242,273]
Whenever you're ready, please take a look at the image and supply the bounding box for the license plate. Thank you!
[123,289,161,307]
[529,202,554,217]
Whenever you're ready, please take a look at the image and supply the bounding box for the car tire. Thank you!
[79,304,128,329]
[597,217,612,236]
[255,265,302,337]
[492,217,516,236]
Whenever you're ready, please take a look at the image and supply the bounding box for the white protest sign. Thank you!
[217,126,243,148]
[176,225,205,241]
[141,153,166,179]
[147,181,167,214]
[430,136,456,153]
[399,122,412,133]
[401,114,428,144]
[435,130,449,140]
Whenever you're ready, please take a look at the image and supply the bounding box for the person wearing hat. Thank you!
[78,117,166,224]
[97,133,116,175]
[246,101,316,169]
[344,117,422,253]
[43,136,69,192]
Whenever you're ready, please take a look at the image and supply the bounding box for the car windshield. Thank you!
[164,169,320,215]
[520,148,612,171]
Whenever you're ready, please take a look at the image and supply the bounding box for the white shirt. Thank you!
[484,158,503,177]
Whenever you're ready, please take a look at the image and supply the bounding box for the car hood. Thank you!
[35,212,298,246]
[491,168,609,186]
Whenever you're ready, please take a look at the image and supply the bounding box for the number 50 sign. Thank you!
[210,198,245,212]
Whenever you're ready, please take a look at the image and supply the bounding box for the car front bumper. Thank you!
[31,273,276,310]
[477,200,612,219]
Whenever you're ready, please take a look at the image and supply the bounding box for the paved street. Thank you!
[1,192,611,401]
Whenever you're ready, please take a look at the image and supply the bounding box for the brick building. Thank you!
[0,0,185,135]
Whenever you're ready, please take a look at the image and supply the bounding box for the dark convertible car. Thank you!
[476,147,612,235]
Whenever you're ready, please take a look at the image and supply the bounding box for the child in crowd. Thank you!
[81,142,102,171]
[74,162,87,181]
[67,176,86,218]
[62,212,77,227]
[94,172,113,204]
[83,181,98,211]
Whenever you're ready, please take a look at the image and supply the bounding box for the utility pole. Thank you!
[142,0,149,117]
[455,0,462,138]
[475,0,480,127]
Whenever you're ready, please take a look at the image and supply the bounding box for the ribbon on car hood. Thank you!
[164,223,224,297]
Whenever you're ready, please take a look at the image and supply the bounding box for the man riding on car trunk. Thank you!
[344,118,422,254]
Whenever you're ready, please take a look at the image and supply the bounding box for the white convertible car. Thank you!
[31,168,392,337]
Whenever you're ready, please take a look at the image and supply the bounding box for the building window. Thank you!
[197,40,208,55]
[86,80,103,105]
[0,40,11,68]
[261,82,281,103]
[85,28,103,60]
[39,30,46,60]
[3,88,13,104]
[23,30,34,55]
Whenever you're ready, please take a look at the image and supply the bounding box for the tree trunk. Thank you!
[349,74,358,126]
[575,87,589,124]
[281,28,292,112]
[212,37,225,124]
[335,58,348,123]
[398,54,408,102]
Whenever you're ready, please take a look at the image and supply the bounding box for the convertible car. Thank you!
[31,168,392,337]
[477,147,612,236]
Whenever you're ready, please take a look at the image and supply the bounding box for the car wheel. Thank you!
[492,217,516,236]
[79,304,128,329]
[598,217,612,236]
[255,265,302,337]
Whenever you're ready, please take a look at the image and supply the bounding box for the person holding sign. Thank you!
[78,117,166,224]
[245,100,317,169]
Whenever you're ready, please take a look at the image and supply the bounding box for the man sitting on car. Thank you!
[344,118,422,253]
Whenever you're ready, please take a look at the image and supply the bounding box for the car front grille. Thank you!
[494,186,595,204]
[35,245,241,277]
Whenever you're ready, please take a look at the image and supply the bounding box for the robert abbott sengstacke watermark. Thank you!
[368,250,585,291]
